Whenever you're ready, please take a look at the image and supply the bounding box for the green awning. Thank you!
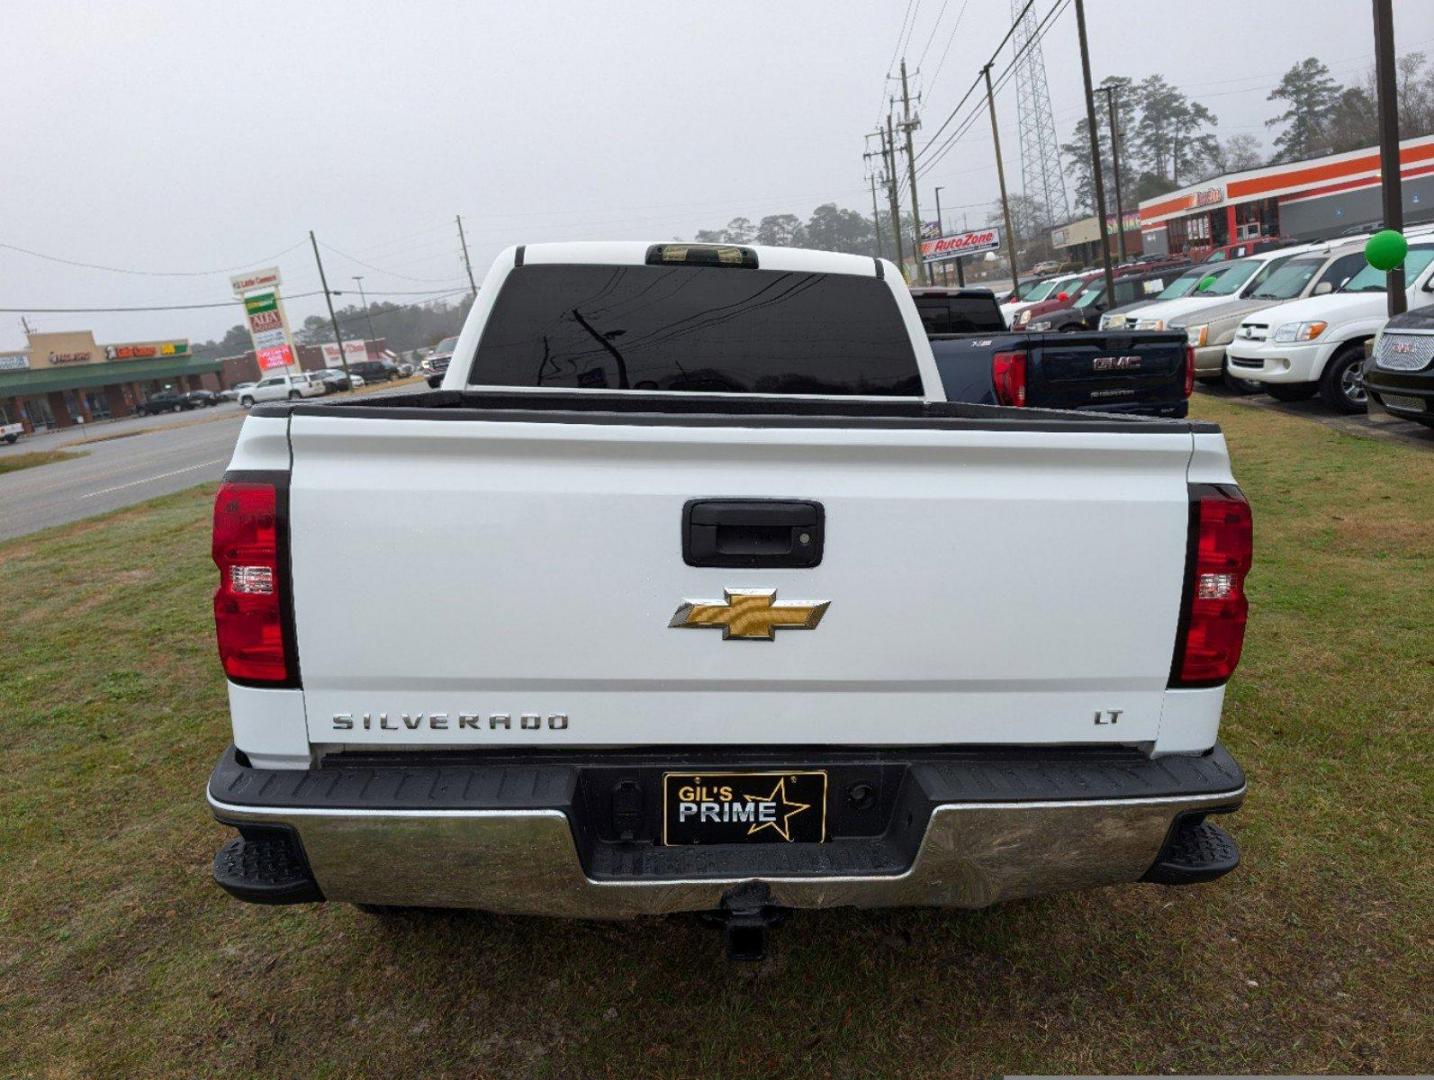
[0,355,223,397]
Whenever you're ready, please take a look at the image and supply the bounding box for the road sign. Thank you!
[921,227,1002,263]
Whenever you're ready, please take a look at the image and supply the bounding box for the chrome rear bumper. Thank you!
[207,745,1245,917]
[210,789,1242,916]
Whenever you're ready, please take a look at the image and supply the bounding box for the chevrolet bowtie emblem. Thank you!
[669,588,830,641]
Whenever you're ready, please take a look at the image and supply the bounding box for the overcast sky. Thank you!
[2,0,1430,349]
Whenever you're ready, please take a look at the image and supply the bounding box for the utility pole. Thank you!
[352,276,378,347]
[884,114,906,276]
[934,186,947,285]
[309,230,353,389]
[1099,85,1128,262]
[456,214,478,299]
[983,63,1021,301]
[868,171,886,261]
[1075,0,1116,301]
[1373,0,1406,316]
[899,59,931,284]
[864,133,886,261]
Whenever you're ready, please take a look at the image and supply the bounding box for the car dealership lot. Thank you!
[0,394,1429,1077]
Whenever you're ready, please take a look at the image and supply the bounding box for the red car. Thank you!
[1008,271,1100,328]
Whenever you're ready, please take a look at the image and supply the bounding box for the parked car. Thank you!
[186,389,222,408]
[207,241,1249,955]
[1,421,23,444]
[312,369,366,393]
[220,382,256,402]
[1028,259,1060,276]
[1226,240,1434,412]
[1019,267,1189,332]
[420,336,458,387]
[1364,305,1434,428]
[237,372,326,408]
[135,389,194,415]
[1202,236,1295,262]
[1007,271,1099,328]
[1120,245,1322,331]
[1169,239,1371,390]
[1100,264,1239,330]
[911,285,1193,418]
[345,358,401,383]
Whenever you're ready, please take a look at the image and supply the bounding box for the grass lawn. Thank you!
[0,449,86,475]
[1,395,1429,1078]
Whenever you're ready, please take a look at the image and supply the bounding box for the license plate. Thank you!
[1382,393,1426,413]
[662,771,828,845]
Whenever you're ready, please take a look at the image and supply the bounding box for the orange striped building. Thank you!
[1137,134,1434,258]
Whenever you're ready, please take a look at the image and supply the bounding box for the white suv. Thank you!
[1226,242,1434,412]
[238,372,326,408]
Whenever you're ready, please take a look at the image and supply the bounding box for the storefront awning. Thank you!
[0,355,222,397]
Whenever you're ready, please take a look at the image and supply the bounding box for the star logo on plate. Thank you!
[742,777,812,842]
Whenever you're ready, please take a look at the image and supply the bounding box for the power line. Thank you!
[923,0,971,97]
[317,240,460,283]
[0,238,309,277]
[916,0,1072,179]
[877,0,919,121]
[914,0,950,70]
[915,0,1042,163]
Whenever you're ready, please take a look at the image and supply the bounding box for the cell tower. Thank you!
[1010,0,1069,227]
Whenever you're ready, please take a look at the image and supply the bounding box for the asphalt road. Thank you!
[0,410,244,541]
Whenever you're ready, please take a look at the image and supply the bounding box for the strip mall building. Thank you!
[0,330,222,432]
[1138,134,1434,257]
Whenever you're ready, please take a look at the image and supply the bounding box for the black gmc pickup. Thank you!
[911,286,1194,417]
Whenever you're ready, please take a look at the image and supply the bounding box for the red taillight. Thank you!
[992,350,1027,407]
[1172,487,1252,686]
[213,480,291,684]
[1183,345,1196,397]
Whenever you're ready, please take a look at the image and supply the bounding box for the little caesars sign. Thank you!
[231,267,299,372]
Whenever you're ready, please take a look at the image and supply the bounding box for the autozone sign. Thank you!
[921,228,1001,262]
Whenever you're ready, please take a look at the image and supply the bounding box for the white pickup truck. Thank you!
[207,242,1251,958]
[1,421,22,444]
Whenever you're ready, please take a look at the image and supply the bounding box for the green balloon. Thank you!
[1365,229,1408,272]
[1196,275,1217,292]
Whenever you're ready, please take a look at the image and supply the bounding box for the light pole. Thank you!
[353,276,378,347]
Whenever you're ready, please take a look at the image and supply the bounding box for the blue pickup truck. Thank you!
[911,286,1194,418]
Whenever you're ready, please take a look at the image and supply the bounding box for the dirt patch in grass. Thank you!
[0,399,1429,1078]
[0,448,87,474]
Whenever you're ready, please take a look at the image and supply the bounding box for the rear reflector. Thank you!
[1171,486,1252,687]
[213,480,292,684]
[1183,345,1196,397]
[992,350,1027,407]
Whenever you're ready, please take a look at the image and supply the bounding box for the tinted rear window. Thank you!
[467,264,922,395]
[914,295,1005,334]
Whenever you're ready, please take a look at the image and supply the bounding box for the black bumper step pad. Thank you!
[213,826,323,905]
[1143,816,1240,885]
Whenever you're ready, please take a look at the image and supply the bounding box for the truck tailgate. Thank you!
[1028,331,1187,410]
[285,413,1195,748]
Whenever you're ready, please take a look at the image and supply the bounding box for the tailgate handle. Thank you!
[683,500,824,568]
